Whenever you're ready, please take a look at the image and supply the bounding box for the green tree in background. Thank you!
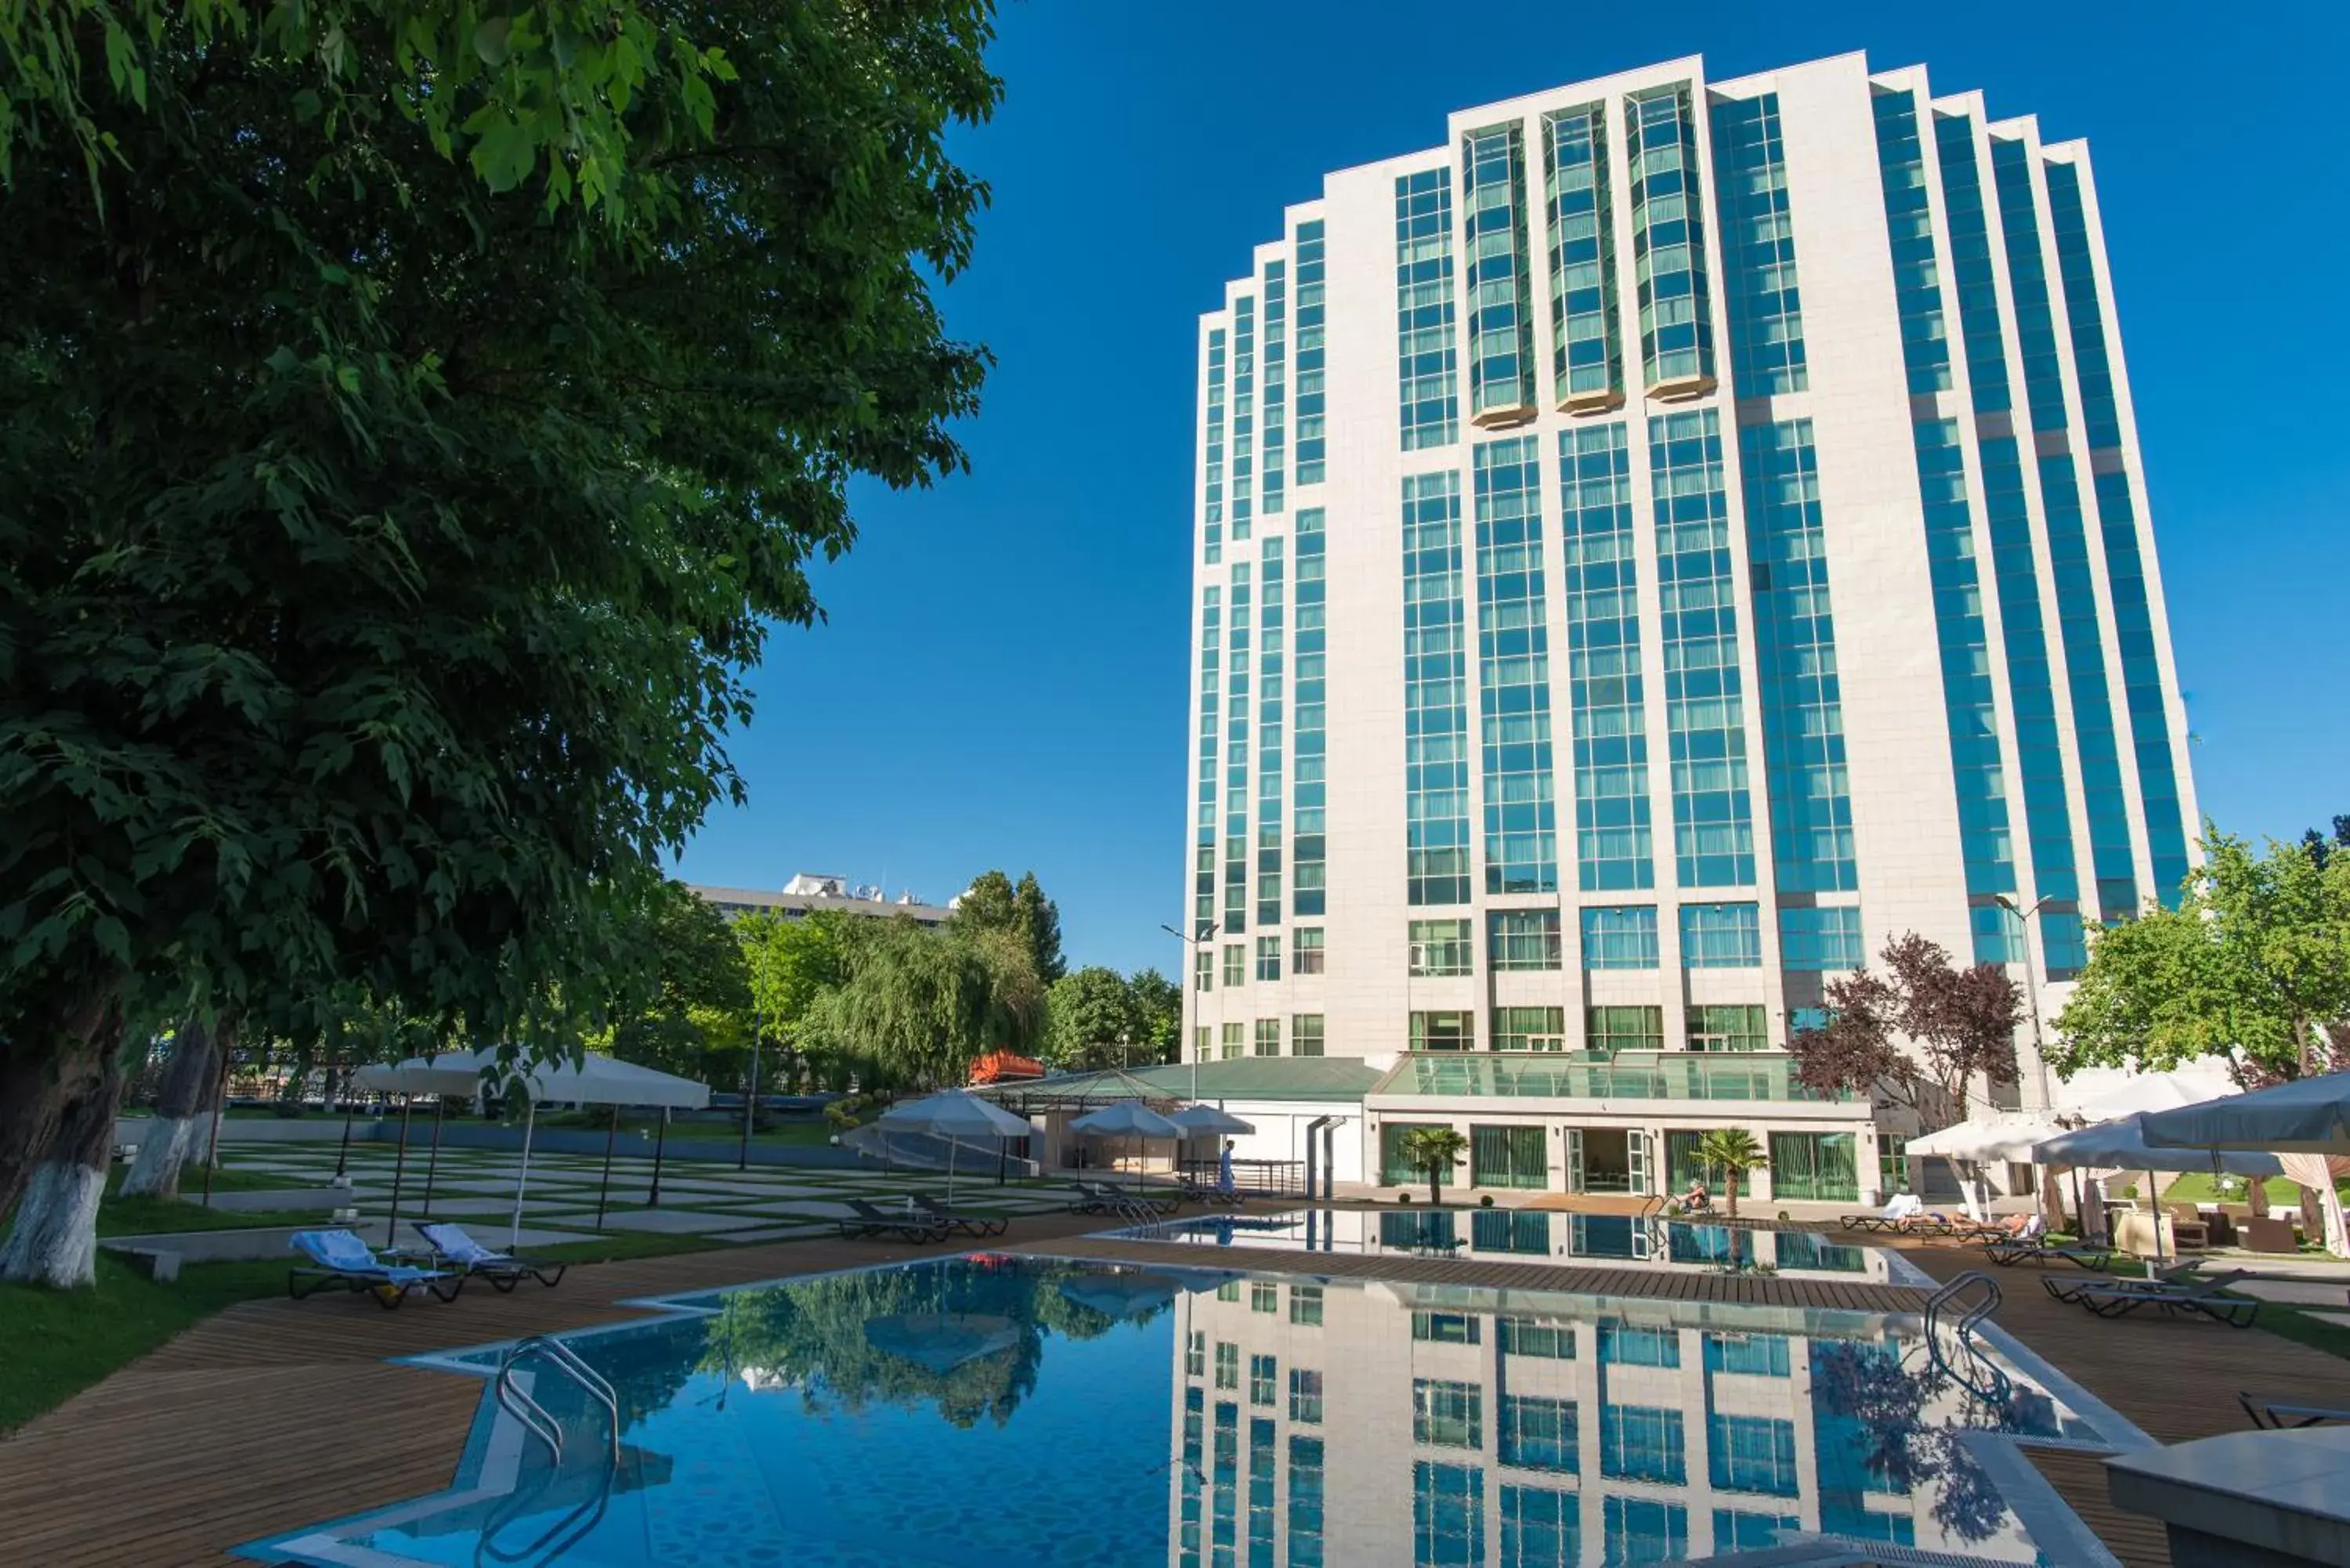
[734,909,851,1093]
[953,869,1063,985]
[801,916,1040,1091]
[605,883,753,1085]
[0,1,1002,1274]
[1042,966,1141,1071]
[2052,831,2350,1085]
[1127,969,1183,1064]
[1015,873,1066,983]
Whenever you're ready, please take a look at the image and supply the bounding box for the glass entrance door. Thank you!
[1768,1132,1859,1201]
[1471,1125,1548,1190]
[1574,1128,1632,1193]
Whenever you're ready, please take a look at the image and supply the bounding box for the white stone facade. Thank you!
[1178,51,2194,1190]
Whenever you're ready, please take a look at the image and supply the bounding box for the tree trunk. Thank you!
[0,991,118,1227]
[183,1017,235,1175]
[1427,1168,1442,1206]
[1726,1171,1740,1220]
[120,1019,216,1198]
[0,1025,127,1288]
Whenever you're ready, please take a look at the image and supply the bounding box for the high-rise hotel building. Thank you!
[1178,51,2194,1133]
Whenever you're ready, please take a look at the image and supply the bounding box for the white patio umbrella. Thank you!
[365,1050,710,1246]
[351,1053,499,1245]
[2140,1071,2350,1256]
[2035,1114,2284,1263]
[1169,1105,1255,1136]
[2063,1069,2237,1121]
[1906,1114,2066,1222]
[1071,1101,1184,1187]
[877,1090,1035,1203]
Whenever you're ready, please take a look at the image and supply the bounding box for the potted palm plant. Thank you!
[1396,1126,1470,1207]
[1694,1128,1768,1219]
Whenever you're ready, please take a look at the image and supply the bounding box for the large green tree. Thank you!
[953,868,1062,984]
[1127,967,1182,1064]
[604,881,752,1084]
[801,915,1040,1091]
[2052,831,2350,1084]
[733,908,850,1093]
[1041,966,1139,1071]
[0,2,1000,1265]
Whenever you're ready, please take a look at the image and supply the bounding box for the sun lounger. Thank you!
[908,1194,1008,1238]
[2240,1392,2350,1429]
[837,1198,949,1243]
[1070,1180,1178,1219]
[2048,1267,2258,1326]
[417,1222,568,1291]
[1841,1195,1925,1232]
[2038,1259,2211,1303]
[1983,1235,2112,1271]
[288,1228,464,1309]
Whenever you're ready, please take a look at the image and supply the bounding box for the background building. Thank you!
[692,871,954,927]
[1177,50,2194,1199]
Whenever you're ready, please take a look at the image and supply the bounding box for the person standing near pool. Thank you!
[1218,1140,1237,1196]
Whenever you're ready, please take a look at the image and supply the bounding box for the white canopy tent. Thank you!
[1904,1114,2066,1223]
[875,1091,1036,1203]
[2063,1069,2237,1121]
[355,1050,710,1245]
[2034,1113,2285,1260]
[1071,1102,1184,1185]
[1168,1105,1255,1136]
[2141,1071,2350,1255]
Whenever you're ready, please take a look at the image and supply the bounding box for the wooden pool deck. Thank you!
[1,1210,2343,1566]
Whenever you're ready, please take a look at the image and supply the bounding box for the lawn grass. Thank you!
[106,1161,302,1197]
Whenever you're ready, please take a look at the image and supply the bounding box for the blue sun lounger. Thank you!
[289,1228,464,1309]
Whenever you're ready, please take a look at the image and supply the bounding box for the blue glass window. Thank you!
[1474,437,1557,892]
[1542,103,1619,406]
[2038,453,2136,919]
[1714,1512,1800,1555]
[1708,1413,1799,1497]
[1679,902,1762,968]
[1414,1461,1484,1567]
[1202,327,1227,564]
[1231,297,1256,542]
[1626,83,1715,391]
[1870,89,1950,394]
[1247,1415,1274,1563]
[2041,165,2120,448]
[1490,909,1563,970]
[1289,1436,1325,1568]
[1499,1394,1578,1474]
[1502,1485,1578,1568]
[1194,589,1223,935]
[1603,1497,1688,1568]
[1256,538,1285,928]
[1295,222,1328,485]
[1581,905,1659,970]
[1912,420,2019,959]
[1990,138,2067,435]
[1933,112,2012,416]
[1598,1319,1680,1367]
[1396,169,1461,450]
[1600,1404,1687,1485]
[2088,472,2188,903]
[1712,92,1806,394]
[1222,563,1253,935]
[1703,1331,1791,1375]
[1405,474,1472,905]
[1650,410,1754,887]
[1260,262,1287,516]
[1743,420,1856,892]
[1560,424,1654,891]
[1462,122,1538,425]
[1292,509,1327,916]
[1779,906,1862,970]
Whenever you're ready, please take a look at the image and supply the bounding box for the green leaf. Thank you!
[473,16,512,67]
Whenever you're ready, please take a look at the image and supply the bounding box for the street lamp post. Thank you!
[1994,894,2057,1109]
[739,995,761,1172]
[1160,919,1219,1104]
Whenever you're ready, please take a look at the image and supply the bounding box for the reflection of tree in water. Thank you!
[692,1259,1157,1430]
[1808,1339,2016,1545]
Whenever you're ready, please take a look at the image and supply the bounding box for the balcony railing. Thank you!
[1373,1050,1850,1104]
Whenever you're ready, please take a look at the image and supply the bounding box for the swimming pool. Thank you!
[244,1252,2127,1567]
[1115,1209,1892,1281]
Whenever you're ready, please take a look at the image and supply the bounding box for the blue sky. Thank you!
[677,0,2350,974]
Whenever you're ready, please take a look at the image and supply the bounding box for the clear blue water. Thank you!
[1119,1207,1886,1279]
[247,1250,2111,1568]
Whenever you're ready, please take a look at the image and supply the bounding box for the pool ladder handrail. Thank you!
[494,1335,622,1467]
[1923,1270,2012,1408]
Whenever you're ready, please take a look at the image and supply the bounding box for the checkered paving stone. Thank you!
[529,1209,779,1235]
